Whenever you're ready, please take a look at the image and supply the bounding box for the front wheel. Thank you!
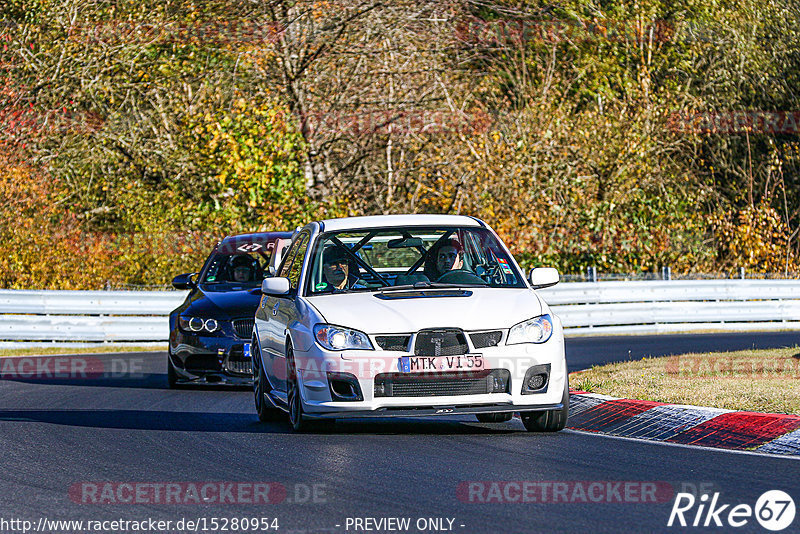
[286,343,309,431]
[286,343,333,432]
[253,338,283,422]
[520,378,570,432]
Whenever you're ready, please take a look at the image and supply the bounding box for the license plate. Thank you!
[243,343,251,359]
[397,354,484,372]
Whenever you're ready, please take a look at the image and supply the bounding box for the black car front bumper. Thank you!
[169,330,253,385]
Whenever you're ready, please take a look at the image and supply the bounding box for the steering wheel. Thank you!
[435,269,487,285]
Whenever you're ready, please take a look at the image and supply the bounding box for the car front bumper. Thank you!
[299,402,565,419]
[169,330,253,385]
[291,330,567,416]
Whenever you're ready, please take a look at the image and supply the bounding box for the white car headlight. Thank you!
[314,324,373,351]
[179,316,221,334]
[506,314,553,345]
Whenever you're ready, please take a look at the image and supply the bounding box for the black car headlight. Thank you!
[179,316,221,334]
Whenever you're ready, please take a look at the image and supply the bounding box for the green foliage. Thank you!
[180,98,311,231]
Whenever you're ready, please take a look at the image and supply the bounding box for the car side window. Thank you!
[279,233,309,291]
[287,234,309,290]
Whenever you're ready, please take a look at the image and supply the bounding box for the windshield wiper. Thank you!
[313,286,375,295]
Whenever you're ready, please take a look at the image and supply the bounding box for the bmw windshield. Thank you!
[305,227,526,294]
[200,251,270,288]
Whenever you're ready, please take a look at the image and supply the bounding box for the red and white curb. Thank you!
[567,392,800,456]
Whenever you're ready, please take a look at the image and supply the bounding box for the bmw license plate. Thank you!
[243,343,251,359]
[397,354,483,372]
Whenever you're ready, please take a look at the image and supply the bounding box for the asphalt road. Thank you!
[1,333,798,534]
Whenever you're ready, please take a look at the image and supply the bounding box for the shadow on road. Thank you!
[0,374,253,391]
[0,408,517,435]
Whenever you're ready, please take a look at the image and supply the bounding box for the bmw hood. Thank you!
[306,288,544,334]
[187,285,261,319]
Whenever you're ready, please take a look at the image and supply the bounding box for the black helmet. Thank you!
[322,245,349,265]
[322,245,359,275]
[231,254,257,269]
[229,254,259,281]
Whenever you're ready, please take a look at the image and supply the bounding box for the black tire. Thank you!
[286,342,333,432]
[167,352,179,389]
[475,412,513,423]
[253,337,284,422]
[520,378,570,432]
[286,342,308,431]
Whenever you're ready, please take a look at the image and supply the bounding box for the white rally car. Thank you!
[251,214,568,431]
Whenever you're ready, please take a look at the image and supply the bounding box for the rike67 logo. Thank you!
[668,490,795,531]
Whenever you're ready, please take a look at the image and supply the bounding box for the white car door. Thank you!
[261,232,309,394]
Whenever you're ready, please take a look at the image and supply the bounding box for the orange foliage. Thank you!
[0,155,213,289]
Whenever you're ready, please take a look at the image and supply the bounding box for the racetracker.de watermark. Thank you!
[664,355,800,379]
[0,104,105,139]
[454,17,710,46]
[668,111,800,134]
[299,109,492,137]
[69,482,327,505]
[287,354,552,381]
[456,481,674,503]
[62,20,287,46]
[0,356,145,380]
[455,19,680,47]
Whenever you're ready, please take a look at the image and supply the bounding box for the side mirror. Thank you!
[261,277,291,295]
[528,267,559,289]
[172,273,197,290]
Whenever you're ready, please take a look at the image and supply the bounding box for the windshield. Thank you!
[305,226,526,294]
[201,251,269,286]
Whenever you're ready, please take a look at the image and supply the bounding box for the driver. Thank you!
[230,255,256,282]
[320,246,364,291]
[436,239,464,276]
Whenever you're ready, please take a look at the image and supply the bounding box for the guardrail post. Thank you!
[587,266,597,283]
[739,267,746,280]
[662,266,671,281]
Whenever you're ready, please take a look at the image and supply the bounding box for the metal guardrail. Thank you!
[1,279,799,345]
[0,290,187,345]
[538,280,800,335]
[0,290,186,316]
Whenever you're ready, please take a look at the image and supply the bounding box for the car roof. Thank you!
[318,214,484,232]
[214,231,294,255]
[218,231,294,245]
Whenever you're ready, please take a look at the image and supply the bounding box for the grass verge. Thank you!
[571,347,800,414]
[0,345,166,358]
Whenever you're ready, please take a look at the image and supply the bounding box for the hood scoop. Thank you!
[374,289,472,300]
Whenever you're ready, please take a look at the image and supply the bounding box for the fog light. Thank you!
[522,364,551,394]
[327,372,364,401]
[527,374,545,390]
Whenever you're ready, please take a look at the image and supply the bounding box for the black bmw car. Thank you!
[168,231,293,387]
